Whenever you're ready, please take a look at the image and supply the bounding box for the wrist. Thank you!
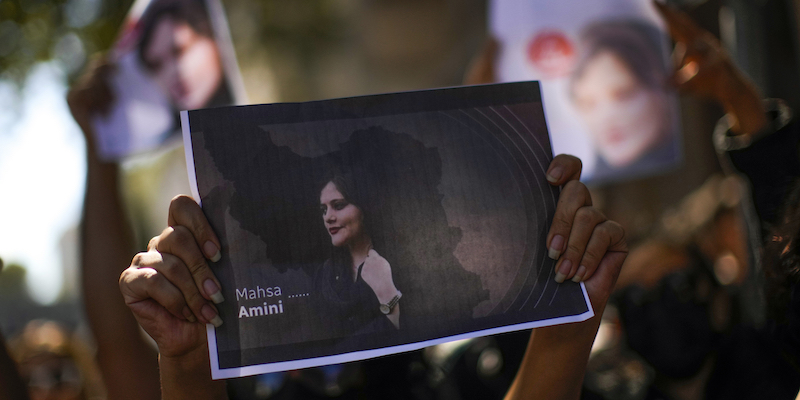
[160,344,227,400]
[374,285,400,305]
[719,69,767,135]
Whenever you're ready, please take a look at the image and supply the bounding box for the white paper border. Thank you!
[208,282,593,379]
[181,101,595,380]
[180,110,202,207]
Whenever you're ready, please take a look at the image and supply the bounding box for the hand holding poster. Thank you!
[490,0,682,183]
[90,0,245,160]
[180,82,594,378]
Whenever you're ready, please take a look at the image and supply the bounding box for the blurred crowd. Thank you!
[3,0,800,399]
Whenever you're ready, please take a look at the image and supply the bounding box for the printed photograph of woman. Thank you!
[181,82,593,375]
[569,20,679,182]
[137,0,233,111]
[89,0,242,160]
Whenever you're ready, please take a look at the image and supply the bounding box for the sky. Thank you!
[0,62,87,304]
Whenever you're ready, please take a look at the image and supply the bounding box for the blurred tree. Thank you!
[0,263,29,301]
[0,0,133,84]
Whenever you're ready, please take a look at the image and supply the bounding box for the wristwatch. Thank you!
[380,291,402,315]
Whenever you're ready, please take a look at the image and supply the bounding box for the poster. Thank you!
[491,0,682,183]
[91,0,246,160]
[181,82,593,379]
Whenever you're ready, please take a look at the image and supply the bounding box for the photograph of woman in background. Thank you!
[137,0,233,111]
[569,20,679,181]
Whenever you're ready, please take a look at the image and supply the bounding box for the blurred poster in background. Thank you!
[491,0,682,183]
[92,0,246,160]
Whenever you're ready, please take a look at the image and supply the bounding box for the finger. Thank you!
[168,195,222,262]
[546,154,582,185]
[157,225,224,304]
[671,55,719,94]
[547,180,592,260]
[464,37,499,85]
[148,251,215,324]
[554,207,607,283]
[671,41,688,71]
[653,1,704,43]
[572,220,626,283]
[148,235,160,252]
[583,251,628,309]
[120,262,193,323]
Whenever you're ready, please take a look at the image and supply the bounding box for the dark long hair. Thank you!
[570,19,668,96]
[215,126,487,323]
[137,0,214,70]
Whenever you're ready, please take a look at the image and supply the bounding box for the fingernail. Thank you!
[555,260,572,283]
[549,235,564,260]
[202,304,222,327]
[572,265,587,283]
[547,166,563,183]
[204,279,224,304]
[183,306,197,323]
[204,241,221,262]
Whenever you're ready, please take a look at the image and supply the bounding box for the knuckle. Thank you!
[566,243,584,256]
[562,180,583,193]
[131,253,146,267]
[581,249,602,267]
[184,289,204,306]
[119,267,136,286]
[170,194,194,211]
[187,260,208,275]
[552,214,573,230]
[163,226,194,251]
[574,208,595,226]
[160,257,179,275]
[166,296,185,313]
[147,236,160,251]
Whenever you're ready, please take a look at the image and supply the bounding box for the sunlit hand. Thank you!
[504,154,627,400]
[544,154,627,308]
[654,1,766,134]
[119,195,224,358]
[67,56,115,131]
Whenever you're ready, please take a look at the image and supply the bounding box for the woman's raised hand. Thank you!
[362,249,401,327]
[653,0,766,134]
[362,250,398,302]
[544,155,627,308]
[119,195,224,358]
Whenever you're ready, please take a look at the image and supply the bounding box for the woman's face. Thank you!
[143,16,223,110]
[571,51,667,167]
[320,181,366,248]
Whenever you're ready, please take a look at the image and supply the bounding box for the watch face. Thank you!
[380,304,390,315]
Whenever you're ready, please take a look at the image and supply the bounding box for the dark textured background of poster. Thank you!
[182,82,591,375]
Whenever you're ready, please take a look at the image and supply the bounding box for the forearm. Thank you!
[0,332,29,400]
[719,67,767,135]
[160,344,228,400]
[81,154,160,399]
[504,303,605,400]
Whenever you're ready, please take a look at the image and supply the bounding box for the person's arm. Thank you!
[119,195,226,400]
[463,37,499,85]
[505,155,627,400]
[361,249,400,328]
[159,343,227,400]
[0,332,29,400]
[0,260,30,400]
[654,1,767,135]
[67,59,163,400]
